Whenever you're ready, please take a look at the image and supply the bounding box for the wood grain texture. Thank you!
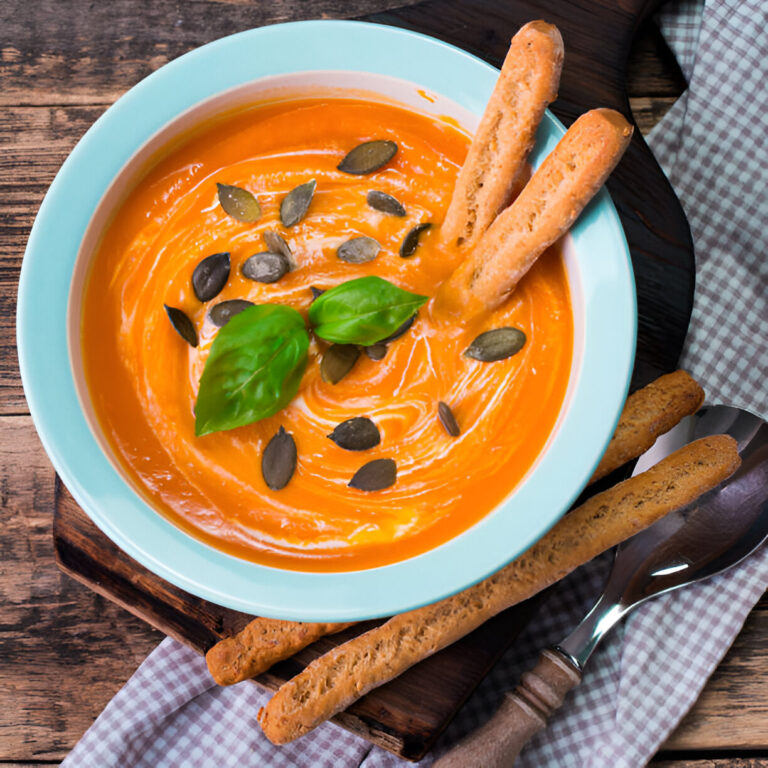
[666,601,768,750]
[652,761,768,767]
[0,105,106,413]
[0,416,162,761]
[0,0,411,106]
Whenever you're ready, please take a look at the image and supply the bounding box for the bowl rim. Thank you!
[17,19,636,621]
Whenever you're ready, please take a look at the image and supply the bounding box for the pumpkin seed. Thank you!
[310,286,326,302]
[328,416,381,451]
[438,401,460,437]
[241,252,289,283]
[367,190,406,216]
[464,327,527,362]
[380,313,415,343]
[216,183,261,223]
[365,343,388,361]
[337,235,381,264]
[280,179,316,227]
[192,251,230,302]
[263,230,295,269]
[208,299,254,327]
[400,222,431,258]
[348,458,397,491]
[338,140,398,175]
[164,304,198,347]
[320,344,360,384]
[261,426,297,491]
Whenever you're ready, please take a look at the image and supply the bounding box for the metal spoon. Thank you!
[436,405,768,767]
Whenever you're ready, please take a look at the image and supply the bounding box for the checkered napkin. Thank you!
[63,1,768,765]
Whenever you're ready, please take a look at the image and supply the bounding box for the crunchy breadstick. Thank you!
[436,108,633,319]
[258,435,739,744]
[590,370,705,483]
[206,619,355,685]
[206,371,698,686]
[440,20,564,253]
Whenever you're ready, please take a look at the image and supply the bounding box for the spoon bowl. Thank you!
[560,405,768,667]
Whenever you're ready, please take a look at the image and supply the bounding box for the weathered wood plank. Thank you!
[0,416,162,761]
[1,105,106,414]
[0,1,682,106]
[653,761,768,767]
[664,601,768,750]
[0,0,412,106]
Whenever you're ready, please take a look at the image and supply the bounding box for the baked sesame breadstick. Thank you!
[440,20,564,254]
[258,435,740,744]
[590,370,705,483]
[205,619,355,686]
[436,108,633,319]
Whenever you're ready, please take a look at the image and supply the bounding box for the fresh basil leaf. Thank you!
[308,276,428,345]
[195,305,309,436]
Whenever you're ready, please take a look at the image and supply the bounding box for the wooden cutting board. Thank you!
[54,0,694,761]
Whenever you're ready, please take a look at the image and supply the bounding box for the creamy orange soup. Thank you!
[82,96,572,571]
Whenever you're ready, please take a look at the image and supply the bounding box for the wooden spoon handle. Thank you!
[434,648,581,767]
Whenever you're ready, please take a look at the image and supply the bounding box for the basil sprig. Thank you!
[308,276,428,345]
[194,305,309,436]
[194,277,428,435]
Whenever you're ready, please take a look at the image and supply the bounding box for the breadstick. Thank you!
[205,371,698,686]
[206,619,355,685]
[590,370,705,483]
[436,108,633,319]
[440,20,564,253]
[258,435,740,744]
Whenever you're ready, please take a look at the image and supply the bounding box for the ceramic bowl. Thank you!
[17,20,636,621]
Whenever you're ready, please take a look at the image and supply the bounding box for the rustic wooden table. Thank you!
[1,2,766,766]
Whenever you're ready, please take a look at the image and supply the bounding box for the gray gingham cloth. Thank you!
[63,1,768,766]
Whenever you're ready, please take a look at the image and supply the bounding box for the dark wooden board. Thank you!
[49,0,696,761]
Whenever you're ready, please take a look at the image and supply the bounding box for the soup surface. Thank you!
[82,95,573,571]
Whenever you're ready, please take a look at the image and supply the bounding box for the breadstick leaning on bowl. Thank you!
[439,20,563,255]
[205,371,703,686]
[258,434,740,744]
[436,108,633,319]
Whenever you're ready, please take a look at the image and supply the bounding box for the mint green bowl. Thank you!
[17,20,636,621]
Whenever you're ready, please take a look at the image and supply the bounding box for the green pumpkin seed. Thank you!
[400,222,432,258]
[261,426,297,491]
[380,313,415,344]
[216,183,261,223]
[208,299,254,327]
[365,343,387,361]
[348,458,397,491]
[337,236,381,264]
[328,417,381,451]
[337,140,397,175]
[367,190,406,216]
[310,286,326,302]
[164,304,198,347]
[464,327,527,362]
[192,251,230,302]
[280,179,316,227]
[263,230,295,269]
[438,401,460,437]
[241,252,289,283]
[320,344,360,385]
